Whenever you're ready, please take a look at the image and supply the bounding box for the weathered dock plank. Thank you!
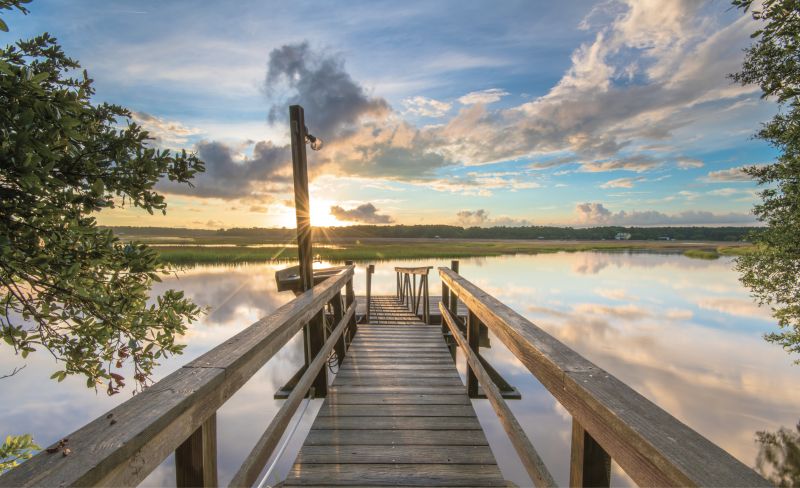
[286,295,505,487]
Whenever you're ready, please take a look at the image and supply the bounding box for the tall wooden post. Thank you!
[466,310,480,397]
[345,260,357,342]
[449,260,459,319]
[290,104,326,397]
[365,264,375,323]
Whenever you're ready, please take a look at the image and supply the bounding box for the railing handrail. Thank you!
[0,265,355,488]
[393,266,432,275]
[395,267,430,324]
[438,267,769,487]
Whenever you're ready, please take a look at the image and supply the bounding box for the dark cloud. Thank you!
[456,209,531,227]
[265,42,389,140]
[456,209,489,226]
[159,140,291,201]
[329,203,393,224]
[575,202,755,226]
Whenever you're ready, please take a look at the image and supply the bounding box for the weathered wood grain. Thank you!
[295,445,495,464]
[303,430,489,446]
[0,267,355,488]
[283,464,506,486]
[229,301,355,487]
[312,416,481,430]
[324,393,471,405]
[316,404,477,418]
[439,267,770,487]
[330,385,466,395]
[441,302,556,488]
[288,294,504,487]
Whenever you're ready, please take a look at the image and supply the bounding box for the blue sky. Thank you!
[5,0,777,227]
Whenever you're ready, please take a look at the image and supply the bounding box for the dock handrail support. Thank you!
[394,266,432,324]
[0,265,357,488]
[365,264,375,323]
[438,265,770,488]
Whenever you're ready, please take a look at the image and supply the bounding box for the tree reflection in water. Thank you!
[756,421,800,487]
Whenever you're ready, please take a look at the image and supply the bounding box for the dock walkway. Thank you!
[284,296,506,486]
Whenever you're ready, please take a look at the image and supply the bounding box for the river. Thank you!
[1,252,797,486]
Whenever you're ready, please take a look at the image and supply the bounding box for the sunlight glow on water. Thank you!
[1,253,797,486]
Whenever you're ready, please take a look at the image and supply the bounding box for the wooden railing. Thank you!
[438,265,770,488]
[0,265,356,488]
[395,266,432,324]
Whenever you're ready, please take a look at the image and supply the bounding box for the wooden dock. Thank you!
[284,296,506,486]
[0,262,773,488]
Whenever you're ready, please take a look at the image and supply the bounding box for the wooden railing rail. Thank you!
[438,266,769,488]
[0,265,356,488]
[440,303,556,487]
[395,266,432,324]
[230,299,356,487]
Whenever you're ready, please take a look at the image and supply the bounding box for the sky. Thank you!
[5,0,778,228]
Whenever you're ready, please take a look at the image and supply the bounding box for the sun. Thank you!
[310,199,344,227]
[275,198,346,228]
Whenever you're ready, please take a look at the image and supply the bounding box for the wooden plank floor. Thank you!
[284,296,506,487]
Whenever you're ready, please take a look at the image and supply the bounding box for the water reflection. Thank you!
[756,421,800,486]
[1,253,797,487]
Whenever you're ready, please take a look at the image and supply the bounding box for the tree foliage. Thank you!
[732,0,800,361]
[1,12,204,394]
[0,434,38,472]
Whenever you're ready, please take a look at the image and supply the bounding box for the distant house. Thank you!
[614,232,632,240]
[657,236,674,241]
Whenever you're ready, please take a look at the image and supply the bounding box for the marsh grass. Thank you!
[153,240,756,265]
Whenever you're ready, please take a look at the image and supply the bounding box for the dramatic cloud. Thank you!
[158,140,291,201]
[456,209,531,227]
[458,88,510,105]
[329,203,394,224]
[402,96,452,117]
[436,1,758,167]
[131,111,203,147]
[265,42,390,140]
[705,166,758,182]
[575,202,755,226]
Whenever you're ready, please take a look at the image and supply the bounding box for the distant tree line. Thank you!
[109,225,759,242]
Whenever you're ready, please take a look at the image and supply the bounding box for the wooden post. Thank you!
[396,271,401,299]
[345,260,356,342]
[175,413,217,488]
[365,264,374,323]
[569,419,611,487]
[289,104,326,397]
[466,310,480,397]
[449,260,459,318]
[423,273,430,324]
[331,292,345,365]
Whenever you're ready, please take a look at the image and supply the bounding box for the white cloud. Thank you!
[402,96,452,118]
[677,157,704,169]
[575,202,756,226]
[600,176,645,188]
[130,112,204,147]
[705,165,759,182]
[457,88,510,105]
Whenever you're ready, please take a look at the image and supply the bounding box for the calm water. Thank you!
[1,252,797,486]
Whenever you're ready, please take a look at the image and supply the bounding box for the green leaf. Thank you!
[0,18,7,33]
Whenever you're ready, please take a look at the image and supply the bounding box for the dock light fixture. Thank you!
[305,128,323,151]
